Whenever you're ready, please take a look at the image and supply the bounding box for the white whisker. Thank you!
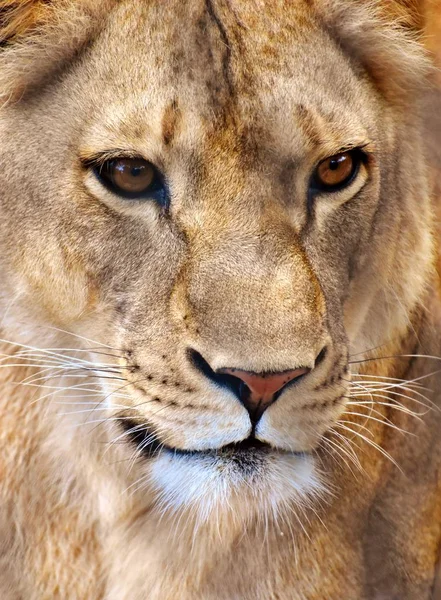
[334,423,403,473]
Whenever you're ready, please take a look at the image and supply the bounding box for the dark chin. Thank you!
[165,440,275,476]
[160,443,312,482]
[174,437,271,456]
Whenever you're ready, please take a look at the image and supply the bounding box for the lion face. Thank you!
[0,0,433,522]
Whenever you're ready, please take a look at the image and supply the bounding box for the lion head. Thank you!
[0,0,434,529]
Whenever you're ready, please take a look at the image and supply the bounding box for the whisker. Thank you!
[25,381,129,404]
[351,372,428,388]
[337,419,374,438]
[349,353,441,367]
[342,411,414,436]
[103,418,157,449]
[348,390,432,414]
[346,400,426,419]
[38,325,122,351]
[0,338,109,364]
[71,415,146,428]
[18,367,123,386]
[54,399,131,406]
[346,402,416,427]
[349,342,389,358]
[320,435,362,478]
[58,404,137,416]
[0,349,117,367]
[350,377,430,394]
[11,346,124,361]
[349,380,438,411]
[334,423,403,473]
[330,429,364,469]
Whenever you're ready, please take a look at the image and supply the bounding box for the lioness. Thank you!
[0,0,441,598]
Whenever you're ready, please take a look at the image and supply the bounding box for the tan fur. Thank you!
[0,0,50,43]
[1,0,441,598]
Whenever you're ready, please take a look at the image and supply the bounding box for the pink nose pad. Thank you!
[218,367,310,417]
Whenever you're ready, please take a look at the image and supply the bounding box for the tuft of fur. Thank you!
[314,0,430,104]
[0,0,54,45]
[0,0,114,103]
[378,0,424,29]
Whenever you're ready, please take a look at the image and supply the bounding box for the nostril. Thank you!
[187,349,246,400]
[315,346,328,368]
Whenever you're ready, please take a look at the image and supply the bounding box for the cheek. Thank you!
[15,237,100,323]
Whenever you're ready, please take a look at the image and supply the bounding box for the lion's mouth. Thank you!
[175,436,272,457]
[117,417,291,459]
[119,418,305,463]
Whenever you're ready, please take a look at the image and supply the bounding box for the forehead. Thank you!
[79,0,375,159]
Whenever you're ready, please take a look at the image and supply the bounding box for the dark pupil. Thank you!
[130,166,143,178]
[329,158,340,171]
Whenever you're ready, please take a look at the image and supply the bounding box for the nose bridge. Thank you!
[195,219,324,308]
[184,222,327,371]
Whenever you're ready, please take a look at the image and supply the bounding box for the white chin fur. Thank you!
[149,449,325,528]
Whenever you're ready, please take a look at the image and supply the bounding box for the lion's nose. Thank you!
[188,349,325,423]
[217,367,310,421]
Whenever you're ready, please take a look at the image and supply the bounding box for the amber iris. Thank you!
[102,158,156,195]
[315,152,356,189]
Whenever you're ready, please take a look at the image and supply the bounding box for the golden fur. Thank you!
[1,1,441,598]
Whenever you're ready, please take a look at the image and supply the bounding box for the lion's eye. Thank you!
[95,158,167,202]
[313,151,360,192]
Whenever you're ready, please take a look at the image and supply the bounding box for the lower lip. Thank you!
[170,441,307,460]
[171,438,269,456]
